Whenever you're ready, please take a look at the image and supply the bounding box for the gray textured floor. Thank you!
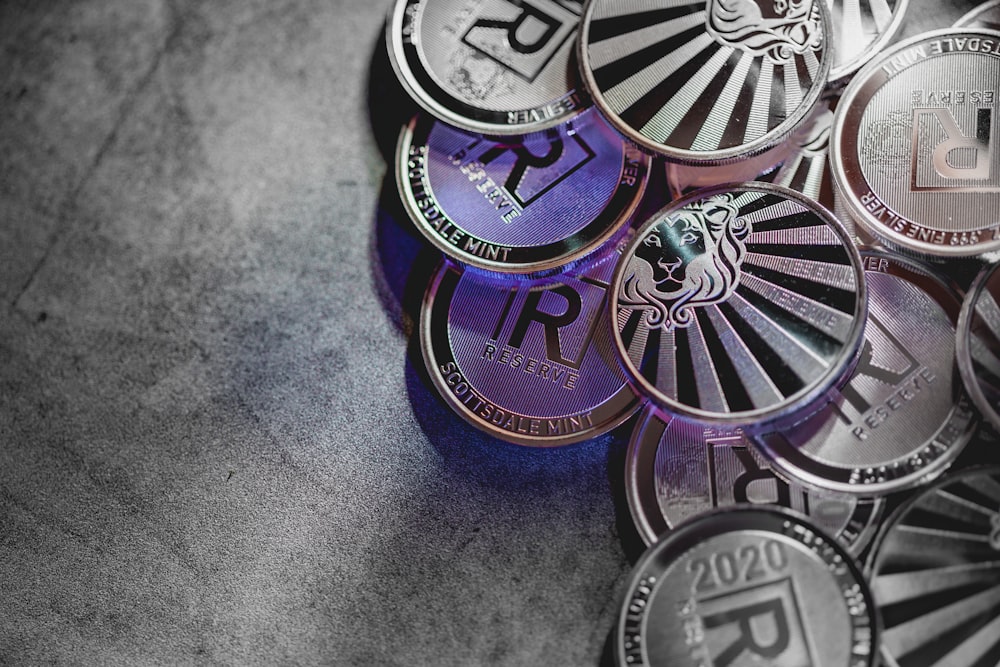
[0,0,980,665]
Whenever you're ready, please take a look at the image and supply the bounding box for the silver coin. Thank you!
[397,108,649,273]
[774,98,836,209]
[617,506,879,667]
[579,0,832,163]
[830,29,1000,259]
[955,0,1000,32]
[958,262,1000,433]
[665,140,791,198]
[773,98,878,246]
[826,0,909,84]
[753,249,977,496]
[832,188,881,248]
[626,407,884,556]
[420,250,640,446]
[611,182,866,431]
[386,0,586,135]
[867,466,1000,667]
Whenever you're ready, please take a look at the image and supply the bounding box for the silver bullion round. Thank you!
[578,0,832,164]
[611,182,866,431]
[954,0,1000,32]
[753,249,977,496]
[625,406,884,557]
[774,97,836,209]
[617,506,879,667]
[775,96,878,246]
[665,139,792,199]
[826,0,909,85]
[420,252,640,446]
[830,29,1000,259]
[957,261,1000,433]
[867,465,1000,667]
[396,108,649,274]
[385,0,587,135]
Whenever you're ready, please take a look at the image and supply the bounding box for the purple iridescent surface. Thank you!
[399,106,647,272]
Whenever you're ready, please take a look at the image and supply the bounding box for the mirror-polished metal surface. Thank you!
[625,407,884,556]
[868,466,1000,667]
[954,0,1000,30]
[827,0,910,84]
[774,98,836,209]
[611,183,866,430]
[396,108,648,274]
[665,141,790,198]
[420,252,639,446]
[754,249,976,496]
[617,507,879,667]
[774,97,881,246]
[578,0,832,163]
[386,0,587,135]
[958,262,1000,433]
[831,29,1000,258]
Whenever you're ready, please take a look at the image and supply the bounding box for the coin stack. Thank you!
[383,0,1000,664]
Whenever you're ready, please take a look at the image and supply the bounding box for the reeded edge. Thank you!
[625,405,884,555]
[957,262,1000,432]
[664,138,792,198]
[385,0,587,137]
[754,248,978,497]
[419,258,642,447]
[827,0,911,85]
[395,112,651,275]
[616,505,880,667]
[610,181,868,429]
[578,0,833,165]
[954,0,1000,28]
[830,28,1000,259]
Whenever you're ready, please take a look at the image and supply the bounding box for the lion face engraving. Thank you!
[620,193,750,331]
[706,0,823,65]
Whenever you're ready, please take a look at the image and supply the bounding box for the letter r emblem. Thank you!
[911,107,1000,191]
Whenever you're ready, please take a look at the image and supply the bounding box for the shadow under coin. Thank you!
[404,344,619,484]
[365,19,419,162]
[604,415,648,565]
[369,172,439,337]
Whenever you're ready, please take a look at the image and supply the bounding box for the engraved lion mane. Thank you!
[706,0,823,65]
[620,193,750,331]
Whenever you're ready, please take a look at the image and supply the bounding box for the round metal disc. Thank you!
[665,139,791,198]
[385,0,587,135]
[617,506,879,667]
[826,0,909,85]
[832,189,881,248]
[867,466,1000,667]
[578,0,832,163]
[397,108,649,274]
[958,262,1000,433]
[611,182,866,430]
[772,96,879,246]
[954,0,1000,31]
[774,97,837,210]
[830,29,1000,259]
[753,249,977,496]
[625,406,884,556]
[420,251,640,446]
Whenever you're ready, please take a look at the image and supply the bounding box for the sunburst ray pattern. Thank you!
[583,0,830,158]
[871,468,1000,667]
[614,187,861,419]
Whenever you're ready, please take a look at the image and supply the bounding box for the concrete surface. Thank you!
[0,0,982,665]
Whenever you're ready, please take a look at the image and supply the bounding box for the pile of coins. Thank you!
[383,0,1000,664]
